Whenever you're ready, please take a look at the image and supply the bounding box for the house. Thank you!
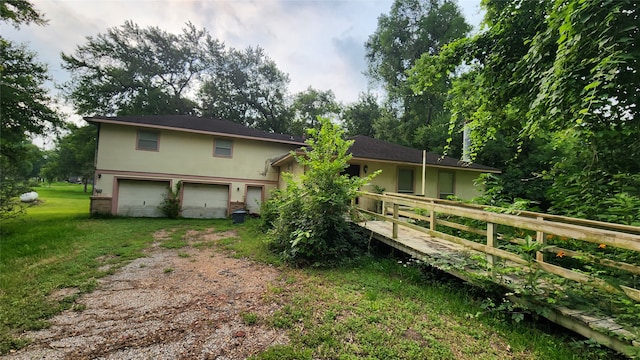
[272,135,501,213]
[87,115,499,218]
[86,115,305,218]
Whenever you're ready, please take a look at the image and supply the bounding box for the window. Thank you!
[137,130,159,151]
[438,171,455,199]
[214,138,233,157]
[397,168,414,193]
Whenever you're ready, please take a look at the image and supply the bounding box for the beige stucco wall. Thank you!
[353,160,486,211]
[453,170,483,200]
[92,123,300,212]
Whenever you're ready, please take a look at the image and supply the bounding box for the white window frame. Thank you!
[214,138,233,158]
[136,130,159,151]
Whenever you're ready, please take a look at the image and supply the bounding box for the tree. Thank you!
[51,124,97,192]
[62,22,295,134]
[264,118,380,266]
[1,1,61,219]
[365,0,470,147]
[409,0,640,221]
[199,46,292,133]
[342,92,382,138]
[61,21,222,116]
[290,87,341,136]
[0,0,46,27]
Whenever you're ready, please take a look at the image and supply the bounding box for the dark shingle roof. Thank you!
[85,115,498,172]
[348,135,500,172]
[84,115,306,145]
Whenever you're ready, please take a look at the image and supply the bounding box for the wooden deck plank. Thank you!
[356,220,639,358]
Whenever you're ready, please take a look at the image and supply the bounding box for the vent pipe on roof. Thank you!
[462,122,471,163]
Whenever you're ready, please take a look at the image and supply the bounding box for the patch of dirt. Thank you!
[48,288,80,302]
[6,228,288,360]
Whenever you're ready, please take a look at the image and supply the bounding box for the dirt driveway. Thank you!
[6,228,289,360]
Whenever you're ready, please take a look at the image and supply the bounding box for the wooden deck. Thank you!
[354,192,640,358]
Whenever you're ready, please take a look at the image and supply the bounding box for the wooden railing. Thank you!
[356,191,640,303]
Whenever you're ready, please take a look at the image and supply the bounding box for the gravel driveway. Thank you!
[5,228,288,359]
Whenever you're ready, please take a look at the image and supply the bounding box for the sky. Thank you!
[2,0,483,139]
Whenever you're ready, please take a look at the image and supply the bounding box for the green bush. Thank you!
[158,181,181,219]
[264,117,379,266]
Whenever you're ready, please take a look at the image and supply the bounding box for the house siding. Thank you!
[91,123,299,216]
[355,160,484,212]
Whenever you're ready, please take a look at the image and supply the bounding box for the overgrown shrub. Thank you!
[264,117,379,266]
[158,181,181,219]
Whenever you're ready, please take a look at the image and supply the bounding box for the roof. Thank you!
[348,135,500,172]
[84,115,306,146]
[86,115,499,173]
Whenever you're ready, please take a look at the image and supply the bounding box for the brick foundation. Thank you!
[90,196,113,215]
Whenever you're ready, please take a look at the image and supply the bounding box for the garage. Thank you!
[181,183,229,219]
[116,179,169,217]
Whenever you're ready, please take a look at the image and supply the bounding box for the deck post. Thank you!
[429,202,436,231]
[486,222,497,272]
[536,216,546,262]
[392,203,399,239]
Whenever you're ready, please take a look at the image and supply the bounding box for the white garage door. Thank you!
[181,183,229,219]
[117,180,169,217]
[246,186,263,215]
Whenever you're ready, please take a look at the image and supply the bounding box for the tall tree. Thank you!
[61,21,222,116]
[1,1,61,219]
[365,0,470,148]
[0,0,46,27]
[409,0,640,221]
[51,124,97,192]
[342,92,382,138]
[199,46,292,133]
[290,87,341,136]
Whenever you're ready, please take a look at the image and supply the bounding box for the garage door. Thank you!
[117,180,169,217]
[181,183,229,219]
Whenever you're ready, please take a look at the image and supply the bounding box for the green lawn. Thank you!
[0,183,622,358]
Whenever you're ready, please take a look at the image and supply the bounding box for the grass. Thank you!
[0,183,221,353]
[0,183,623,358]
[241,258,620,360]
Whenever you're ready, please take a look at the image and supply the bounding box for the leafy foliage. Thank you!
[199,46,292,133]
[342,92,382,138]
[365,0,471,148]
[158,182,182,219]
[1,3,61,219]
[290,87,341,136]
[61,21,217,116]
[0,0,46,27]
[265,118,379,266]
[408,0,640,223]
[41,124,97,192]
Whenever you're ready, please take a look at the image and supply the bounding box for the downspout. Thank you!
[92,122,100,194]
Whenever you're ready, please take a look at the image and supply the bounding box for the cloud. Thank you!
[1,0,482,108]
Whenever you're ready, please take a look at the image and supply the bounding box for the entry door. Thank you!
[246,186,263,215]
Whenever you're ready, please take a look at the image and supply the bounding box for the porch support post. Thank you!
[536,217,546,262]
[429,202,436,232]
[392,203,399,239]
[486,222,497,271]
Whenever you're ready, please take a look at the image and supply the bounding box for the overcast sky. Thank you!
[3,0,483,121]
